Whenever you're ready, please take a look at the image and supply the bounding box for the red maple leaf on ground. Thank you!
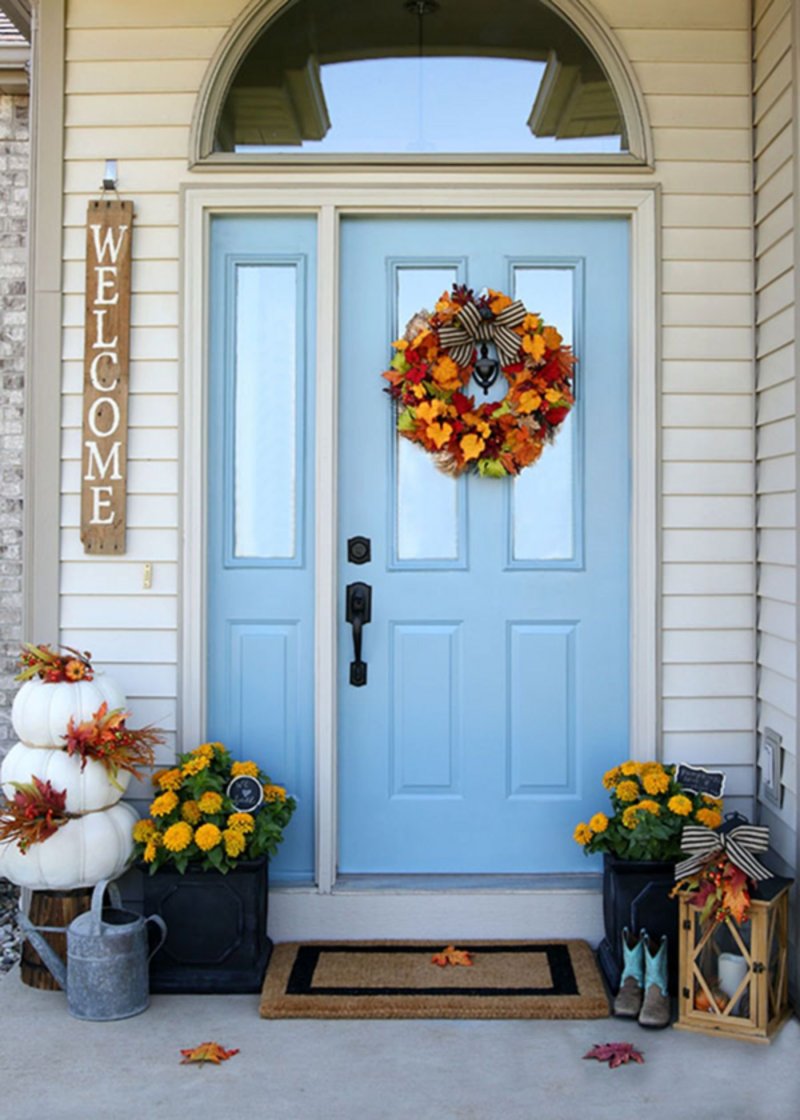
[180,1042,239,1066]
[583,1043,645,1069]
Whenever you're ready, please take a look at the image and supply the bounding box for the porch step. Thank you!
[269,875,603,942]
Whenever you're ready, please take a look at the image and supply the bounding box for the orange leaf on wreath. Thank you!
[180,1042,240,1066]
[431,945,474,968]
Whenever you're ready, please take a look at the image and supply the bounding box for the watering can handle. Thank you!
[90,878,123,930]
[145,914,168,962]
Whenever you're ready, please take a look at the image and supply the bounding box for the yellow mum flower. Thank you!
[131,815,154,842]
[182,755,210,777]
[228,812,255,834]
[702,795,723,810]
[156,768,183,792]
[668,794,693,817]
[231,760,260,779]
[133,818,157,843]
[642,769,669,796]
[602,767,622,790]
[198,791,223,815]
[622,805,641,829]
[263,784,287,803]
[181,800,202,825]
[223,828,247,858]
[615,780,640,803]
[195,823,222,852]
[573,822,593,846]
[696,808,723,830]
[589,812,609,834]
[620,761,641,776]
[636,799,661,816]
[143,838,160,863]
[150,791,179,818]
[162,821,193,852]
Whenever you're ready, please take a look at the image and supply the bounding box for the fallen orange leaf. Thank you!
[431,945,473,968]
[180,1042,240,1066]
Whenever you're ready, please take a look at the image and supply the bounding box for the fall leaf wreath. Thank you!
[382,285,576,477]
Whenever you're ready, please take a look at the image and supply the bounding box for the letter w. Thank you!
[90,223,129,264]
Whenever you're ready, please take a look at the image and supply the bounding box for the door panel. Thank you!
[207,215,316,883]
[338,215,629,873]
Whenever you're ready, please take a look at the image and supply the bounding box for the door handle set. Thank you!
[345,581,372,687]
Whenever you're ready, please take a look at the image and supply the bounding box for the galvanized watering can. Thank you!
[19,878,167,1021]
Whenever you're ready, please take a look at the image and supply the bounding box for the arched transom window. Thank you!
[212,0,630,156]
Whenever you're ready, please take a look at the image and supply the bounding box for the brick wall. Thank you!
[0,92,28,758]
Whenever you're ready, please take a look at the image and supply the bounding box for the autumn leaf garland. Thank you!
[383,285,575,478]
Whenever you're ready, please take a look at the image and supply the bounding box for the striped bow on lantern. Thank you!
[438,299,527,369]
[675,823,772,882]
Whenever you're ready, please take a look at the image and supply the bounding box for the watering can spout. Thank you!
[17,913,68,989]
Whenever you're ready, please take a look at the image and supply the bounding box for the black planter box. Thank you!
[140,856,271,994]
[596,854,679,997]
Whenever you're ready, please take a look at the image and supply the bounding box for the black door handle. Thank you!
[346,581,372,686]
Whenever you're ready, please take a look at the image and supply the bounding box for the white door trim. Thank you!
[181,181,659,896]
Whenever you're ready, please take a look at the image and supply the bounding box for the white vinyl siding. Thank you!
[754,0,798,875]
[59,0,757,819]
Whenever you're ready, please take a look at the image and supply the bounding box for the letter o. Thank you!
[88,396,121,438]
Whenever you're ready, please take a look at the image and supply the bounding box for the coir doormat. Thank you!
[259,940,609,1020]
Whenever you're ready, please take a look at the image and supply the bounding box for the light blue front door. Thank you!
[338,216,630,873]
[208,212,629,881]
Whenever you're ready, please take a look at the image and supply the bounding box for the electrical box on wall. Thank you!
[759,727,784,810]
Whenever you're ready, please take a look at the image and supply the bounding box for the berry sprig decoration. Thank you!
[16,643,94,684]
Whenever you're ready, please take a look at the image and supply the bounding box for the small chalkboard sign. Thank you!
[676,764,726,799]
[226,775,264,813]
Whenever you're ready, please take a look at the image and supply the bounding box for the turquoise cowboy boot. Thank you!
[639,933,670,1029]
[613,928,645,1018]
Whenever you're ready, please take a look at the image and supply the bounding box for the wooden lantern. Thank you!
[675,875,793,1043]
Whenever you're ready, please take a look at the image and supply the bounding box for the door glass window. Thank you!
[511,265,578,564]
[216,0,626,155]
[395,265,461,563]
[234,263,299,559]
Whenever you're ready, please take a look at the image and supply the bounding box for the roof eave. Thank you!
[0,0,31,42]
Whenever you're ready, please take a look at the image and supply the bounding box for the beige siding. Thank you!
[60,0,756,815]
[753,0,797,872]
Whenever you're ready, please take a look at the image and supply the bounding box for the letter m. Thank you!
[85,440,122,481]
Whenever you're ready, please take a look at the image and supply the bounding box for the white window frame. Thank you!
[181,180,658,894]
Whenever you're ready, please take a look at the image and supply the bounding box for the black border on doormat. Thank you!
[286,943,579,998]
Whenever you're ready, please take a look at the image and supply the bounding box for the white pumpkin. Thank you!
[1,742,130,813]
[0,801,138,890]
[11,674,127,748]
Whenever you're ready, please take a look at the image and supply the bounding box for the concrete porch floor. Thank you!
[1,967,798,1120]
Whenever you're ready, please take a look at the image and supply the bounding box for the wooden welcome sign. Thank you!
[80,199,133,554]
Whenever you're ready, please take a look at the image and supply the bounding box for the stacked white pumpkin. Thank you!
[0,672,137,889]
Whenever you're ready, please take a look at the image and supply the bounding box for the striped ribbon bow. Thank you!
[675,823,772,882]
[438,299,527,369]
